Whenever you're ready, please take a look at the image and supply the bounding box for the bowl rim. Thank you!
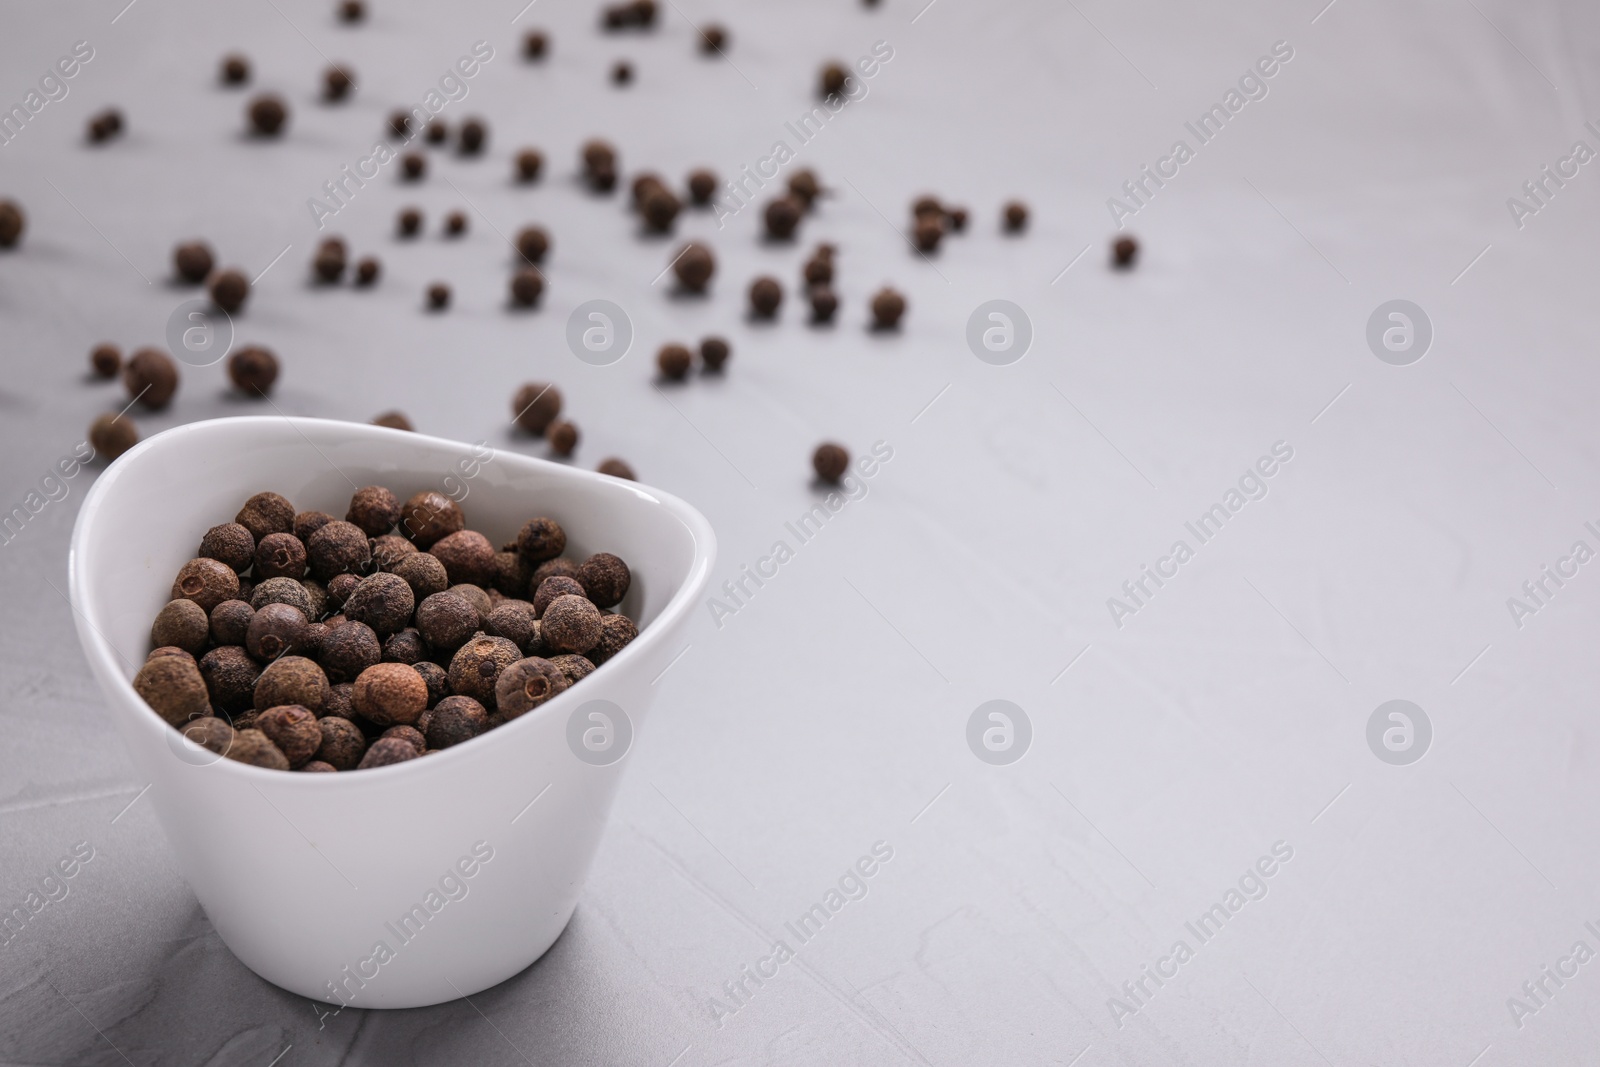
[67,415,717,783]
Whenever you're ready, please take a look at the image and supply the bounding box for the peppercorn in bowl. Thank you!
[68,416,714,1007]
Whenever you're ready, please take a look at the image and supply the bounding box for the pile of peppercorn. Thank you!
[134,488,638,772]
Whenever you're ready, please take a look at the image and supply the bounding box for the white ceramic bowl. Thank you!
[68,417,714,1008]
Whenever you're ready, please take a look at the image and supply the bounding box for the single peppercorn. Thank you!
[514,225,550,264]
[397,207,422,237]
[315,716,366,769]
[458,118,487,155]
[210,599,255,646]
[200,646,261,713]
[247,602,309,661]
[426,121,447,143]
[294,511,335,543]
[148,646,196,664]
[486,601,540,653]
[870,287,906,330]
[532,557,582,588]
[401,152,426,181]
[319,619,382,682]
[307,519,371,579]
[200,522,255,572]
[813,442,849,483]
[947,206,969,232]
[415,591,479,652]
[343,572,415,636]
[588,612,639,665]
[446,635,520,708]
[151,599,210,655]
[494,657,569,719]
[819,62,849,98]
[248,94,288,137]
[228,345,279,396]
[89,413,139,461]
[1003,200,1029,233]
[382,627,427,664]
[409,660,446,706]
[449,583,492,622]
[251,532,306,580]
[524,30,548,58]
[533,575,587,617]
[389,551,450,601]
[348,256,377,286]
[372,411,412,431]
[357,737,418,768]
[547,419,579,457]
[325,572,360,607]
[810,287,839,323]
[657,343,692,381]
[687,168,717,205]
[226,729,291,769]
[512,382,562,437]
[510,269,544,308]
[691,337,728,373]
[541,594,602,654]
[133,654,209,727]
[516,517,566,563]
[641,187,680,232]
[581,139,618,192]
[89,343,121,378]
[789,169,821,209]
[425,695,488,748]
[180,716,237,759]
[352,662,428,726]
[323,681,356,719]
[345,485,400,537]
[749,276,782,319]
[87,108,123,143]
[548,653,596,686]
[764,197,802,240]
[515,148,544,183]
[124,348,179,410]
[339,0,365,22]
[699,24,727,53]
[427,282,451,310]
[221,53,250,85]
[174,241,214,284]
[444,211,467,236]
[400,491,464,548]
[597,458,636,480]
[578,553,630,608]
[301,760,337,772]
[371,534,416,571]
[209,268,250,313]
[803,255,833,287]
[256,704,322,767]
[673,242,715,292]
[0,200,24,248]
[382,724,427,755]
[251,576,315,617]
[389,110,411,139]
[1113,236,1139,268]
[236,492,295,540]
[490,552,534,598]
[172,557,241,612]
[324,65,353,101]
[914,216,944,253]
[611,61,633,86]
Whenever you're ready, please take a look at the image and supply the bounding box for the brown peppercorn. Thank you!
[355,257,380,285]
[547,419,579,457]
[687,168,717,205]
[342,572,415,636]
[397,207,422,237]
[415,591,479,652]
[809,287,839,324]
[870,287,906,330]
[523,30,548,58]
[401,152,426,180]
[253,655,329,713]
[532,557,582,588]
[248,94,288,137]
[764,197,802,240]
[210,599,255,646]
[148,646,196,664]
[657,343,692,381]
[548,653,596,686]
[424,119,445,143]
[251,576,314,617]
[912,195,942,219]
[699,24,727,53]
[390,551,449,600]
[427,282,451,310]
[380,724,427,755]
[307,520,372,579]
[221,53,250,85]
[200,646,261,713]
[673,242,715,292]
[789,169,822,209]
[413,660,449,706]
[353,662,428,726]
[0,200,23,247]
[370,534,416,571]
[611,61,633,86]
[947,206,968,232]
[812,442,849,483]
[582,140,618,192]
[124,348,179,410]
[749,276,782,319]
[89,343,122,378]
[291,511,334,544]
[458,117,487,155]
[346,485,400,537]
[913,216,944,253]
[515,148,543,182]
[449,583,492,622]
[339,0,365,22]
[225,345,279,396]
[151,599,210,655]
[179,716,236,760]
[89,413,138,461]
[382,627,427,665]
[133,654,210,727]
[324,65,353,100]
[512,382,562,435]
[494,657,569,719]
[490,552,534,598]
[1113,236,1139,268]
[247,602,308,661]
[172,557,241,612]
[486,601,540,653]
[301,760,337,772]
[597,457,636,480]
[323,682,356,720]
[541,594,602,654]
[236,492,296,541]
[87,109,123,143]
[803,255,833,287]
[533,576,587,618]
[578,553,631,608]
[252,533,306,580]
[372,411,413,432]
[444,212,467,237]
[389,110,411,138]
[448,635,522,708]
[516,517,566,563]
[256,704,322,767]
[319,619,381,682]
[1003,200,1029,233]
[400,491,464,548]
[820,62,849,98]
[226,729,291,769]
[357,736,418,769]
[209,268,251,313]
[315,716,366,769]
[510,269,544,308]
[199,523,255,572]
[688,338,727,375]
[174,241,215,284]
[641,187,679,232]
[515,226,550,264]
[425,695,488,748]
[588,612,639,665]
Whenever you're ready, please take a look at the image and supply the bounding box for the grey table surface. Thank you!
[5,0,1600,1063]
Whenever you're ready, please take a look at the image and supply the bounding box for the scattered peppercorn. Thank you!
[947,206,968,232]
[1003,200,1029,233]
[397,207,422,237]
[516,148,543,182]
[324,65,353,100]
[641,186,680,232]
[251,532,306,580]
[597,458,636,480]
[124,348,179,410]
[248,95,288,137]
[444,211,467,236]
[372,411,413,431]
[228,345,279,396]
[700,24,727,53]
[354,257,379,285]
[578,553,630,608]
[87,108,123,143]
[174,241,215,284]
[673,241,715,292]
[764,197,802,240]
[789,169,821,209]
[582,139,618,192]
[427,282,451,310]
[547,419,579,456]
[246,602,308,660]
[221,54,250,85]
[339,0,365,23]
[494,656,569,718]
[515,225,550,264]
[425,120,447,145]
[459,118,486,155]
[401,152,426,180]
[914,216,944,253]
[694,336,729,373]
[210,268,251,313]
[820,63,849,98]
[389,110,411,138]
[687,168,717,205]
[749,276,782,318]
[612,61,634,86]
[0,200,23,248]
[88,343,121,379]
[657,343,692,381]
[809,287,839,323]
[485,601,539,652]
[523,31,548,59]
[389,551,449,601]
[89,412,138,461]
[1113,236,1139,268]
[512,382,562,436]
[510,269,544,308]
[870,287,906,330]
[813,442,849,483]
